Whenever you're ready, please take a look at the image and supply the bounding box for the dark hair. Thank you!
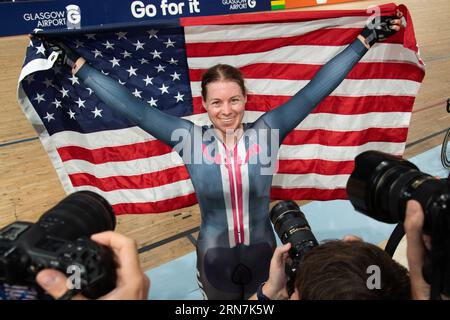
[201,64,247,101]
[295,240,411,300]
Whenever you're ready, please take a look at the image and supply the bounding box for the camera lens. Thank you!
[270,201,318,260]
[347,150,447,230]
[346,151,416,222]
[39,191,116,239]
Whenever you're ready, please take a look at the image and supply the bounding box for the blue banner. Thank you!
[0,0,272,37]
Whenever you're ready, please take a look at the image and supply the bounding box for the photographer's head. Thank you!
[252,235,411,301]
[293,239,411,300]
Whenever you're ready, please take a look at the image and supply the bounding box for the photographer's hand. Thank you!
[404,200,431,300]
[36,231,150,300]
[260,243,291,300]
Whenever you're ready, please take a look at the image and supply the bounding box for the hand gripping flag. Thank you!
[18,3,425,214]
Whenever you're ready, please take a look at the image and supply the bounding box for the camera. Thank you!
[0,191,117,300]
[346,150,450,298]
[270,200,318,295]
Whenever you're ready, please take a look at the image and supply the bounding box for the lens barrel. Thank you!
[270,201,318,260]
[347,150,447,229]
[347,151,419,223]
[39,191,116,239]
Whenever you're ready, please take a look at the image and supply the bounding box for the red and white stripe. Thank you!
[217,136,250,247]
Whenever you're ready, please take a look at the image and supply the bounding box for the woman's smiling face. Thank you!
[202,80,246,138]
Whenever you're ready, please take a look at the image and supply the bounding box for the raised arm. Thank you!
[43,38,193,148]
[74,59,193,147]
[259,13,403,143]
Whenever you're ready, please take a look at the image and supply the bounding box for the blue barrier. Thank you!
[0,0,271,36]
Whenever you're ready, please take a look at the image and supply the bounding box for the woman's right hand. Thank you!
[72,57,86,75]
[33,35,83,72]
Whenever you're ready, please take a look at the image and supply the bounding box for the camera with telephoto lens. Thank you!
[346,150,450,299]
[0,191,117,300]
[270,200,318,295]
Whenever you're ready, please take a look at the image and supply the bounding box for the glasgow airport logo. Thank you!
[22,4,81,29]
[222,0,257,10]
[66,5,81,29]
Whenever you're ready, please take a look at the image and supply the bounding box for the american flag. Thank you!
[18,3,425,215]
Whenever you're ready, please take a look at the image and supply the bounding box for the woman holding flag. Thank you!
[39,11,403,299]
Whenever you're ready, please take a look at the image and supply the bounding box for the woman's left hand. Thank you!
[359,9,404,48]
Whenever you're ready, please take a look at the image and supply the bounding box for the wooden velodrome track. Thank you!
[0,0,449,271]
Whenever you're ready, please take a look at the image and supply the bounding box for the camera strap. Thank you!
[440,99,450,169]
[384,223,405,257]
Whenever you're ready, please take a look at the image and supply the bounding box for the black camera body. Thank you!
[270,200,318,295]
[347,150,450,298]
[0,191,117,300]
